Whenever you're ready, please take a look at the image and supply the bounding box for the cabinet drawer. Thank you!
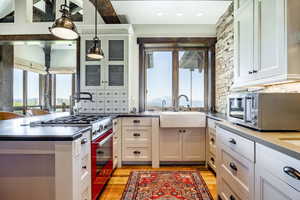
[81,185,90,200]
[208,153,216,172]
[122,117,152,126]
[113,119,121,132]
[256,143,300,192]
[123,147,151,161]
[123,127,151,144]
[219,177,242,200]
[209,134,216,156]
[217,127,254,162]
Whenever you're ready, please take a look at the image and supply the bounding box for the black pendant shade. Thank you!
[87,0,104,60]
[49,0,79,40]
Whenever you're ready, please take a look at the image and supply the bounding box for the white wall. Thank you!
[14,45,45,66]
[133,24,216,37]
[50,49,76,68]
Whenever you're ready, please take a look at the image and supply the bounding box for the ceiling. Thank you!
[111,0,232,24]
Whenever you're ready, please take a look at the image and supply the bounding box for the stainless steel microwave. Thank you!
[228,93,300,131]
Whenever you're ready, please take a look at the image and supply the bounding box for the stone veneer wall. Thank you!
[215,3,234,114]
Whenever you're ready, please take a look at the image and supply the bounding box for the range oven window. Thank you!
[229,98,245,120]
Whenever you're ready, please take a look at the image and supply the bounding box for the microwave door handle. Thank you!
[245,97,252,123]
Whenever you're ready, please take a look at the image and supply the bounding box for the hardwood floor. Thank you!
[99,165,217,200]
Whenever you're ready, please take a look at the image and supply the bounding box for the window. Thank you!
[13,69,23,107]
[0,0,14,23]
[27,71,40,106]
[179,50,205,107]
[33,0,56,22]
[55,74,72,107]
[146,51,173,111]
[138,41,210,111]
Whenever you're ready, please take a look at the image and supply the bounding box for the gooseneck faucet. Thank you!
[70,92,94,115]
[174,94,189,112]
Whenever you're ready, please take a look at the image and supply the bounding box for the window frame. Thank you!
[138,37,217,112]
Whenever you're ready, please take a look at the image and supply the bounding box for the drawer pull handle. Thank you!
[133,120,140,123]
[97,151,104,154]
[82,166,87,169]
[229,162,238,171]
[283,166,300,180]
[133,133,141,137]
[133,151,141,155]
[81,138,88,145]
[229,195,236,200]
[229,138,236,145]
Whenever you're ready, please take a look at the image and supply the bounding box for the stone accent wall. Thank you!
[215,3,234,114]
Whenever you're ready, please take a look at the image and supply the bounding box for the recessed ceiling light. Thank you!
[176,13,183,16]
[196,13,203,16]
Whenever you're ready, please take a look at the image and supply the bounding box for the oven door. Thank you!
[91,129,113,200]
[228,96,246,123]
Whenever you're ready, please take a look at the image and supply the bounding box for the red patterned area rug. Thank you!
[121,171,213,200]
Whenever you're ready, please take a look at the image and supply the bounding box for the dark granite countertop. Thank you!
[0,113,90,141]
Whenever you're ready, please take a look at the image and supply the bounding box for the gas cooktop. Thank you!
[30,114,111,126]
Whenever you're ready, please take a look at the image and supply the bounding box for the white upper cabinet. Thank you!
[234,0,255,85]
[233,0,300,88]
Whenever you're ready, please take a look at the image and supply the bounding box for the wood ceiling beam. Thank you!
[89,0,121,24]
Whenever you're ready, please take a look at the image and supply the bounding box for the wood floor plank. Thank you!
[98,165,217,200]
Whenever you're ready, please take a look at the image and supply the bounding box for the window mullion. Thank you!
[23,71,28,114]
[172,50,179,110]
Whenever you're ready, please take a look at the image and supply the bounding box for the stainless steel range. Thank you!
[31,114,113,140]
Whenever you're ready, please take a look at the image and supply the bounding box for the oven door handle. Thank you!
[98,133,113,146]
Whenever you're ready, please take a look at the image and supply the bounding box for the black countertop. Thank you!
[0,113,90,141]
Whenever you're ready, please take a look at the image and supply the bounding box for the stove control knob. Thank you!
[99,125,103,132]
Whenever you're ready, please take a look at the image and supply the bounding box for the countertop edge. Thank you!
[217,122,300,161]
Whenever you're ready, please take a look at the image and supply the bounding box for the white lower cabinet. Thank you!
[160,128,205,162]
[216,127,255,200]
[255,143,300,200]
[216,126,300,200]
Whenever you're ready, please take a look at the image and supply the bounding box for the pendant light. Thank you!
[49,0,79,40]
[87,0,104,60]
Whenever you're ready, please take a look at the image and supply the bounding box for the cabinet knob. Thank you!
[229,195,236,200]
[81,138,88,145]
[229,138,237,145]
[82,166,87,169]
[133,151,141,155]
[182,129,186,133]
[248,71,253,74]
[210,157,215,163]
[229,162,238,171]
[283,166,300,180]
[210,138,215,143]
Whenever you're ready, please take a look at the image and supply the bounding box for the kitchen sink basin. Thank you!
[160,112,206,128]
[279,138,300,147]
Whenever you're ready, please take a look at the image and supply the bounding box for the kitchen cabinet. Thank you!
[233,0,255,86]
[255,143,300,200]
[122,117,152,162]
[216,126,255,200]
[80,27,132,113]
[233,0,300,88]
[206,118,218,172]
[113,118,121,169]
[160,128,205,162]
[81,36,128,90]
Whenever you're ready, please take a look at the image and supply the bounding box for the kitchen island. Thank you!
[0,113,92,200]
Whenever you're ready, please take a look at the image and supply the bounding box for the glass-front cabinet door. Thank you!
[81,36,127,90]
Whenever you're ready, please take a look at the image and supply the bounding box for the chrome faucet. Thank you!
[174,94,189,111]
[70,92,94,115]
[161,99,167,111]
